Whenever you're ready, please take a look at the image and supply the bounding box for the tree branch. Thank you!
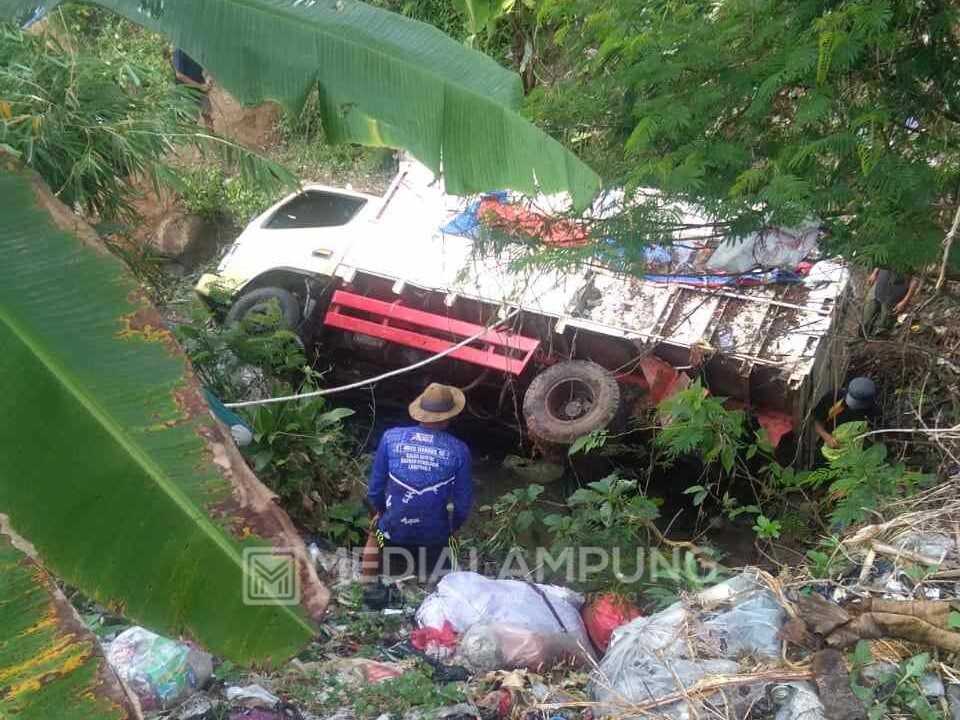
[934,201,960,294]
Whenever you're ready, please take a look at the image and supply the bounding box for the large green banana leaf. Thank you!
[0,0,600,208]
[0,519,138,719]
[0,160,323,667]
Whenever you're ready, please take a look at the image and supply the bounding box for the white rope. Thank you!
[224,307,522,409]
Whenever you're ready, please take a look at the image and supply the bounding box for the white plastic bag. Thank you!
[415,571,590,649]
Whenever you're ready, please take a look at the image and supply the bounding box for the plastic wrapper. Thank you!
[416,571,590,648]
[588,571,785,720]
[458,622,590,672]
[324,657,406,685]
[411,620,459,660]
[582,593,642,652]
[106,626,212,711]
[772,682,827,720]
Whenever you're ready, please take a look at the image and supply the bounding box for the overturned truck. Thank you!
[196,160,850,458]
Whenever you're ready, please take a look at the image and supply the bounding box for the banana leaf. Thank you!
[0,159,322,666]
[0,518,138,719]
[0,0,600,208]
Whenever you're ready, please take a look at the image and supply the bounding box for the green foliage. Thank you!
[543,473,663,591]
[352,668,464,719]
[366,0,466,42]
[0,531,138,718]
[0,164,314,665]
[852,652,942,720]
[179,164,276,224]
[0,20,292,221]
[174,301,306,402]
[479,483,545,554]
[655,381,745,473]
[0,22,179,219]
[568,427,608,455]
[175,302,362,509]
[320,500,368,547]
[533,0,960,270]
[180,165,225,220]
[752,515,781,540]
[2,0,601,207]
[806,423,928,526]
[805,535,847,579]
[245,391,356,502]
[276,93,396,191]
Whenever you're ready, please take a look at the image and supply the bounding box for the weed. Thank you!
[321,500,369,547]
[352,667,464,719]
[478,483,545,555]
[244,389,357,504]
[850,645,943,720]
[179,164,277,224]
[655,381,746,474]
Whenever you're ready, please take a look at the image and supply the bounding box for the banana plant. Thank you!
[0,519,139,719]
[0,159,325,711]
[0,0,599,208]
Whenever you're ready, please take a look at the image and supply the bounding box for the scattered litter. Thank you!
[106,626,212,711]
[227,683,281,709]
[171,692,222,720]
[324,657,407,685]
[475,687,514,719]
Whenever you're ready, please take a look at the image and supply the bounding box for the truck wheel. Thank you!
[225,287,301,333]
[523,360,620,444]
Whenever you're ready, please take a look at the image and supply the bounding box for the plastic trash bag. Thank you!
[582,594,642,653]
[589,571,785,720]
[106,626,212,711]
[458,622,590,672]
[707,224,819,274]
[416,571,590,648]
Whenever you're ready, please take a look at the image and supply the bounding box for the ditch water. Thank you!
[334,383,769,569]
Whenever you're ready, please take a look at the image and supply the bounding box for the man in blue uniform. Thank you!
[368,383,472,580]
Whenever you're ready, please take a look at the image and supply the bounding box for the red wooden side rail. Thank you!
[323,290,540,375]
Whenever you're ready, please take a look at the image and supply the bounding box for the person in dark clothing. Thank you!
[171,48,213,130]
[813,376,877,448]
[861,267,920,336]
[368,383,473,581]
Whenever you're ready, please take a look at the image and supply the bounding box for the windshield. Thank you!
[265,190,367,229]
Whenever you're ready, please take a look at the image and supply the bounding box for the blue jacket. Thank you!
[368,426,472,546]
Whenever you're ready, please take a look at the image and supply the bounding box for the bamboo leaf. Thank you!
[0,160,322,666]
[0,0,600,207]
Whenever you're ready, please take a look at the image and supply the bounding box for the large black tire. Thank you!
[225,286,301,333]
[523,360,620,444]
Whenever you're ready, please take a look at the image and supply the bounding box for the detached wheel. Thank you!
[225,287,301,333]
[523,360,620,444]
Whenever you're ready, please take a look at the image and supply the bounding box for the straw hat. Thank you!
[409,383,466,423]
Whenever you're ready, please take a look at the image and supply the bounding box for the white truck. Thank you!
[196,160,851,454]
